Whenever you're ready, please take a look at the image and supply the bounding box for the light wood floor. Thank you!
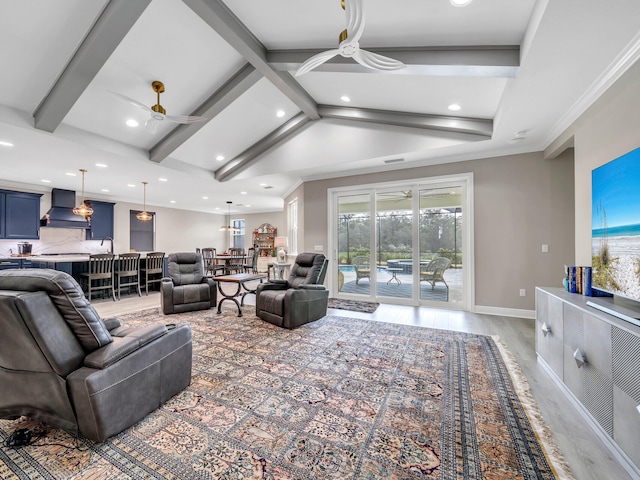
[93,291,633,480]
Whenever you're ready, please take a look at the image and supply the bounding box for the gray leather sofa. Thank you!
[161,252,217,315]
[255,252,328,329]
[0,269,192,442]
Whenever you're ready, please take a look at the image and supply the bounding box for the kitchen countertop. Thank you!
[31,255,91,262]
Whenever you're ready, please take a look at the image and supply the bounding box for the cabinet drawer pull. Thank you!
[541,323,551,336]
[573,348,587,368]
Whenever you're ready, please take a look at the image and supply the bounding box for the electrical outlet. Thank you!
[314,245,323,252]
[542,244,549,253]
[520,289,526,297]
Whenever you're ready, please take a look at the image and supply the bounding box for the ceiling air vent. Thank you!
[384,158,404,164]
[262,185,274,189]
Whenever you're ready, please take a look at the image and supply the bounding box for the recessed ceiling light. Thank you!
[101,189,109,192]
[240,191,247,195]
[259,183,267,187]
[245,204,251,207]
[170,200,176,204]
[448,104,461,111]
[202,196,209,200]
[127,184,136,187]
[95,163,107,168]
[66,172,77,177]
[340,95,351,102]
[41,179,51,183]
[125,119,139,128]
[216,155,225,161]
[0,141,14,147]
[450,0,472,6]
[214,207,220,210]
[276,110,285,118]
[159,178,167,182]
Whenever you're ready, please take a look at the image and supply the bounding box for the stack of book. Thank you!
[565,265,592,296]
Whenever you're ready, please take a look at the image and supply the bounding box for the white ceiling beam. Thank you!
[215,113,313,181]
[318,106,493,137]
[182,0,320,120]
[268,46,520,77]
[149,64,261,163]
[33,0,151,132]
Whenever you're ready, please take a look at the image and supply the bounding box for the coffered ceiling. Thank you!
[1,0,639,216]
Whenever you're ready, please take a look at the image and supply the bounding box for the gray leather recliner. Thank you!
[161,252,217,315]
[255,252,329,329]
[0,268,192,442]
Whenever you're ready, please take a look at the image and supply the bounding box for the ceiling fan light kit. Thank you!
[295,0,405,76]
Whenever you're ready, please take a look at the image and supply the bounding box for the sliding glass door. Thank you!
[330,175,472,310]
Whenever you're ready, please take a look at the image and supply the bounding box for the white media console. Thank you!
[536,287,640,479]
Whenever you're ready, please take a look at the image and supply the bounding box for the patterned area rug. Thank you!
[328,297,380,313]
[0,306,572,479]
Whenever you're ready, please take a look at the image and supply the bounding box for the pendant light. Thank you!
[136,181,153,221]
[72,169,94,217]
[220,201,240,232]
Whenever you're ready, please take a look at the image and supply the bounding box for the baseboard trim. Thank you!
[474,305,535,319]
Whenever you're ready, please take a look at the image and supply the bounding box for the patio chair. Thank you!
[420,257,451,289]
[352,256,371,285]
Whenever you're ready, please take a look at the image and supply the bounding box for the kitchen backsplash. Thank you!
[0,228,110,257]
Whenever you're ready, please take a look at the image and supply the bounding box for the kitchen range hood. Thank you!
[40,188,90,229]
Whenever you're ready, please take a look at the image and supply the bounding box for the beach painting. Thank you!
[592,147,640,301]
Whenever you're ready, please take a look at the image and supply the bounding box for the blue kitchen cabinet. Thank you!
[1,190,42,240]
[87,200,115,241]
[0,258,33,269]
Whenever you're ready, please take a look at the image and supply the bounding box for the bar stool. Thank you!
[79,254,116,301]
[141,252,165,295]
[115,253,141,299]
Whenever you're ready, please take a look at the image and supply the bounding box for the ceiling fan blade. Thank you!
[145,117,162,133]
[295,49,340,76]
[345,0,365,43]
[164,114,208,124]
[111,92,152,113]
[353,49,405,71]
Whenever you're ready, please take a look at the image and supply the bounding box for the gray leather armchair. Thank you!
[255,252,328,329]
[161,252,217,315]
[0,269,192,442]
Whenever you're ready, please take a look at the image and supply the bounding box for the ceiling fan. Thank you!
[113,81,207,133]
[295,0,405,77]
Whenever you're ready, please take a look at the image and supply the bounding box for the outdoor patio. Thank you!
[337,265,463,303]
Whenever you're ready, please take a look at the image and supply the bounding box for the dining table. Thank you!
[213,254,248,275]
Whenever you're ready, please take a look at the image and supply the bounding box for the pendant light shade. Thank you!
[136,181,153,221]
[72,169,94,217]
[220,201,240,232]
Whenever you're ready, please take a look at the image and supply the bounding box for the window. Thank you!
[232,219,245,248]
[130,210,155,252]
[289,199,298,253]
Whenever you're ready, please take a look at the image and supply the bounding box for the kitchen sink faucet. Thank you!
[100,237,113,254]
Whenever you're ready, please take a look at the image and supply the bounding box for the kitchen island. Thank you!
[30,255,91,278]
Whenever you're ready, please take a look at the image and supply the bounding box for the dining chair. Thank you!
[202,247,224,276]
[141,252,165,295]
[242,246,260,273]
[115,252,141,299]
[228,247,245,274]
[79,254,116,301]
